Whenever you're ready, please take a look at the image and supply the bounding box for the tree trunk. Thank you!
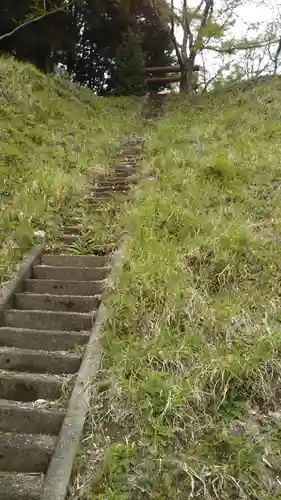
[180,56,196,93]
[180,70,189,92]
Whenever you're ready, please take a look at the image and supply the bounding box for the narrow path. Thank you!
[0,139,144,500]
[0,95,165,500]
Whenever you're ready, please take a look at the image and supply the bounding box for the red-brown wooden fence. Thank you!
[145,65,199,85]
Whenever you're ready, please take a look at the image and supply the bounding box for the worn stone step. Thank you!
[86,195,113,203]
[59,234,78,244]
[62,225,82,235]
[93,185,130,192]
[121,148,142,155]
[113,166,135,172]
[116,161,137,168]
[65,216,83,224]
[41,254,108,268]
[0,347,82,374]
[104,178,137,185]
[0,471,43,500]
[100,177,130,183]
[0,432,55,472]
[90,191,113,199]
[24,279,104,296]
[0,371,64,402]
[117,155,137,161]
[15,293,101,313]
[0,327,89,352]
[84,195,108,204]
[117,163,136,168]
[3,310,94,332]
[114,169,135,176]
[59,233,109,245]
[32,265,110,281]
[0,400,64,434]
[113,172,134,178]
[92,206,107,212]
[91,189,130,197]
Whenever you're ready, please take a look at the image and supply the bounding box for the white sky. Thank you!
[173,0,274,37]
[172,0,277,80]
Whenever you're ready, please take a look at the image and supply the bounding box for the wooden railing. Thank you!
[145,65,200,85]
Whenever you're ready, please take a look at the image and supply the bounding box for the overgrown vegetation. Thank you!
[0,0,172,93]
[114,29,146,96]
[0,57,142,282]
[71,78,281,499]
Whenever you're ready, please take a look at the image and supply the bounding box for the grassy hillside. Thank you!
[0,57,142,282]
[72,79,281,499]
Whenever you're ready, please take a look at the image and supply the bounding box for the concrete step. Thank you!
[90,191,113,199]
[0,327,89,352]
[122,148,142,155]
[32,265,110,281]
[0,400,64,434]
[92,206,108,212]
[90,189,130,197]
[84,195,107,204]
[0,347,82,374]
[0,371,65,402]
[113,171,134,178]
[0,432,55,472]
[115,159,136,165]
[62,226,82,235]
[41,254,108,268]
[65,216,83,224]
[113,166,135,172]
[3,310,94,332]
[15,293,101,313]
[59,234,78,245]
[104,178,137,185]
[99,178,130,184]
[93,185,130,193]
[117,156,137,162]
[0,471,43,500]
[24,279,104,296]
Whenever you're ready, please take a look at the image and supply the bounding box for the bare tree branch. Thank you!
[0,1,75,43]
[183,0,194,57]
[181,1,189,60]
[195,0,205,15]
[193,0,214,56]
[273,37,281,74]
[171,0,175,37]
[202,64,228,92]
[149,0,184,66]
[168,30,184,67]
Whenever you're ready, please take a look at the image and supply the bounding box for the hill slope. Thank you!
[0,57,142,282]
[72,79,281,500]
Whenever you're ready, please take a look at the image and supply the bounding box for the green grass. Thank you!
[0,57,142,282]
[3,57,281,498]
[70,80,281,499]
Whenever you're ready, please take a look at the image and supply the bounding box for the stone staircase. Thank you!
[0,140,143,500]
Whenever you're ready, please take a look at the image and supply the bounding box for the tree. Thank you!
[203,0,281,90]
[149,0,219,92]
[114,29,146,96]
[0,0,74,43]
[0,0,76,73]
[0,0,173,93]
[148,0,281,93]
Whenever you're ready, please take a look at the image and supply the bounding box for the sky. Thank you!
[174,0,273,28]
[173,0,274,40]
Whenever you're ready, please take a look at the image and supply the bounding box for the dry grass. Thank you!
[0,57,142,283]
[70,80,281,499]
